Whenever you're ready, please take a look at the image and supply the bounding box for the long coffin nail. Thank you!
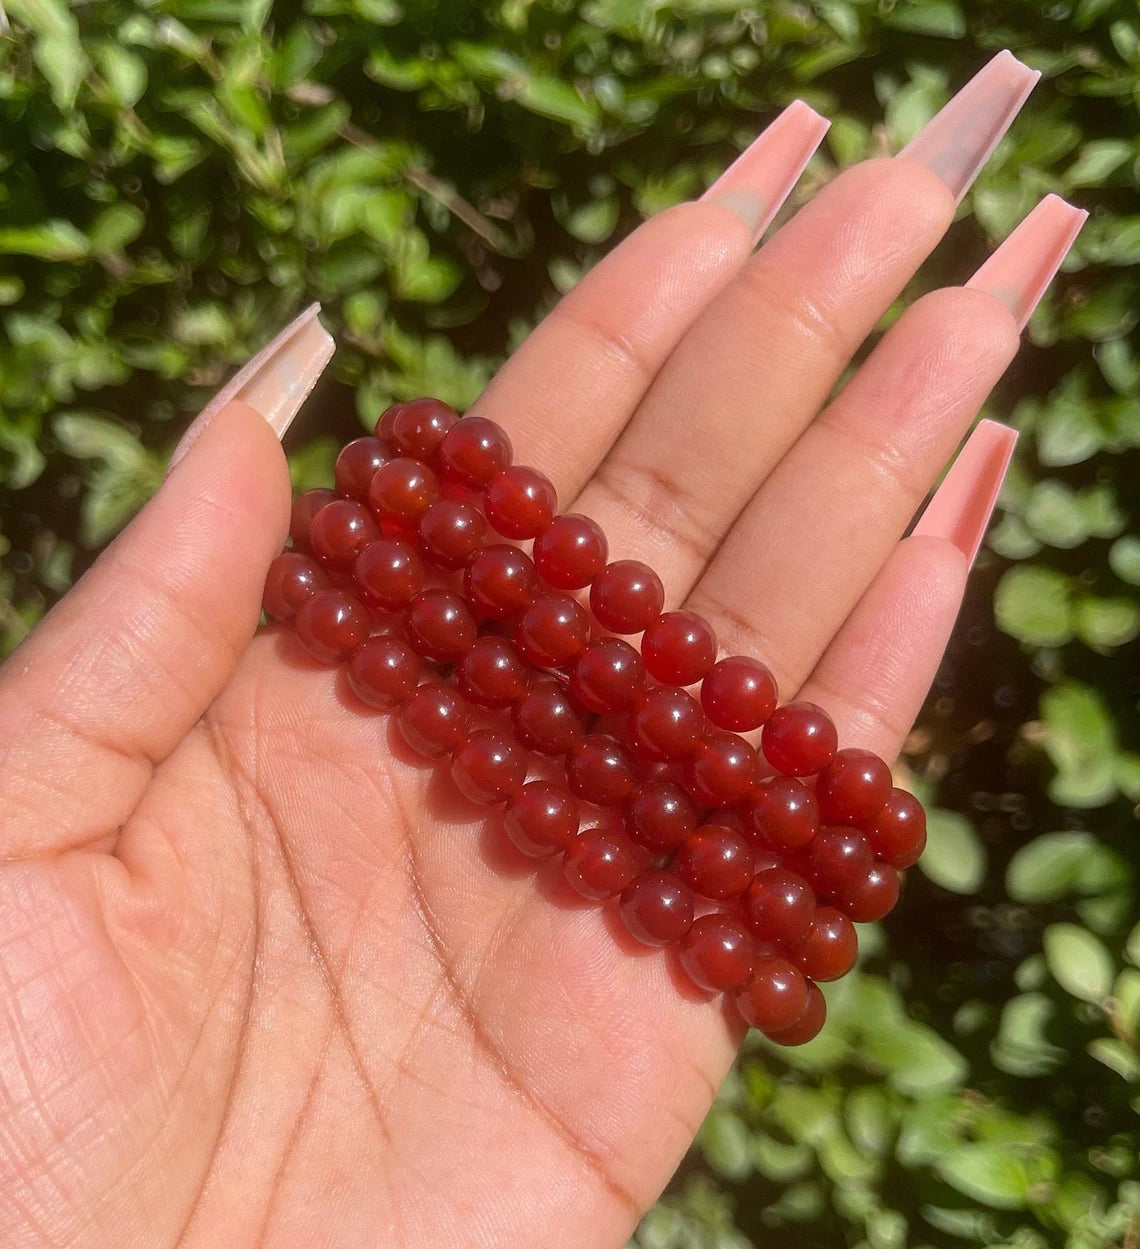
[912,420,1019,566]
[700,100,831,238]
[966,194,1088,331]
[899,51,1040,202]
[168,303,335,472]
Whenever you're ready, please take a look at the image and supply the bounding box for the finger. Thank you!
[567,52,1038,591]
[796,421,1018,757]
[0,308,332,857]
[689,195,1086,695]
[469,102,830,497]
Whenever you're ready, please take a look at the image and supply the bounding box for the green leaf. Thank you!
[1039,682,1119,808]
[994,565,1073,647]
[866,1021,968,1094]
[699,1108,752,1181]
[1006,831,1126,903]
[885,1,966,38]
[0,221,90,261]
[516,76,599,128]
[1074,595,1140,650]
[1044,922,1114,1003]
[939,1144,1030,1209]
[93,42,148,108]
[1087,1037,1140,1082]
[561,196,620,244]
[992,993,1065,1077]
[1110,536,1140,586]
[88,203,146,256]
[1065,139,1134,187]
[919,809,986,894]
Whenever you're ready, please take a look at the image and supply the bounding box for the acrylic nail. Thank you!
[899,51,1040,203]
[911,419,1018,566]
[700,100,831,238]
[168,303,335,472]
[966,194,1088,331]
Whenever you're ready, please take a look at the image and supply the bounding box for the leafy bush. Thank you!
[1,1,1136,1246]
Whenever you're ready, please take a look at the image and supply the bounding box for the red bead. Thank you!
[676,824,755,900]
[804,827,875,899]
[533,514,608,590]
[841,863,901,923]
[264,552,330,621]
[294,589,370,664]
[484,466,557,539]
[564,826,644,900]
[748,778,819,853]
[389,397,458,461]
[817,748,892,825]
[335,437,389,501]
[512,679,586,755]
[503,782,580,858]
[353,538,425,610]
[630,687,704,761]
[289,488,338,554]
[679,915,756,992]
[642,611,717,686]
[417,499,488,569]
[741,868,816,949]
[701,656,778,732]
[567,734,637,805]
[310,499,382,569]
[765,980,826,1046]
[589,560,665,635]
[452,730,527,805]
[619,872,694,946]
[397,684,471,758]
[346,635,422,708]
[464,544,539,621]
[373,400,406,444]
[405,589,477,663]
[684,731,759,808]
[516,593,591,668]
[626,780,696,853]
[570,639,646,714]
[761,702,838,776]
[456,636,531,709]
[438,416,512,488]
[793,907,857,981]
[735,955,809,1033]
[369,457,441,527]
[865,788,927,869]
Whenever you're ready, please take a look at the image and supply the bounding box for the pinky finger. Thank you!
[794,420,1017,760]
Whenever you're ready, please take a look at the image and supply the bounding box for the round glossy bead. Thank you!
[294,589,370,664]
[373,400,406,444]
[438,416,513,488]
[817,748,892,825]
[793,907,858,982]
[289,488,338,554]
[570,639,646,714]
[516,593,591,668]
[842,863,901,923]
[748,778,820,853]
[484,466,557,539]
[369,457,441,527]
[741,868,816,949]
[626,780,696,853]
[397,684,471,758]
[761,702,838,776]
[735,955,810,1033]
[563,827,643,900]
[679,915,756,993]
[765,980,826,1046]
[642,611,717,686]
[405,589,477,663]
[464,544,539,621]
[512,680,586,755]
[676,824,755,900]
[452,730,527,805]
[353,538,425,610]
[389,397,458,461]
[866,788,927,869]
[684,731,759,808]
[263,552,330,621]
[533,514,608,590]
[310,499,381,569]
[456,637,531,709]
[804,827,875,899]
[335,437,389,501]
[589,560,665,635]
[503,782,580,858]
[630,687,704,761]
[567,734,637,805]
[619,872,694,946]
[346,635,422,708]
[701,656,778,732]
[418,499,487,569]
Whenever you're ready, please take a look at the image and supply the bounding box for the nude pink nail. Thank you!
[168,303,335,472]
[912,420,1019,566]
[700,100,830,238]
[899,51,1040,202]
[966,195,1088,331]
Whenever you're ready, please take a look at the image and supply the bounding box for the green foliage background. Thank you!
[1,0,1138,1245]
